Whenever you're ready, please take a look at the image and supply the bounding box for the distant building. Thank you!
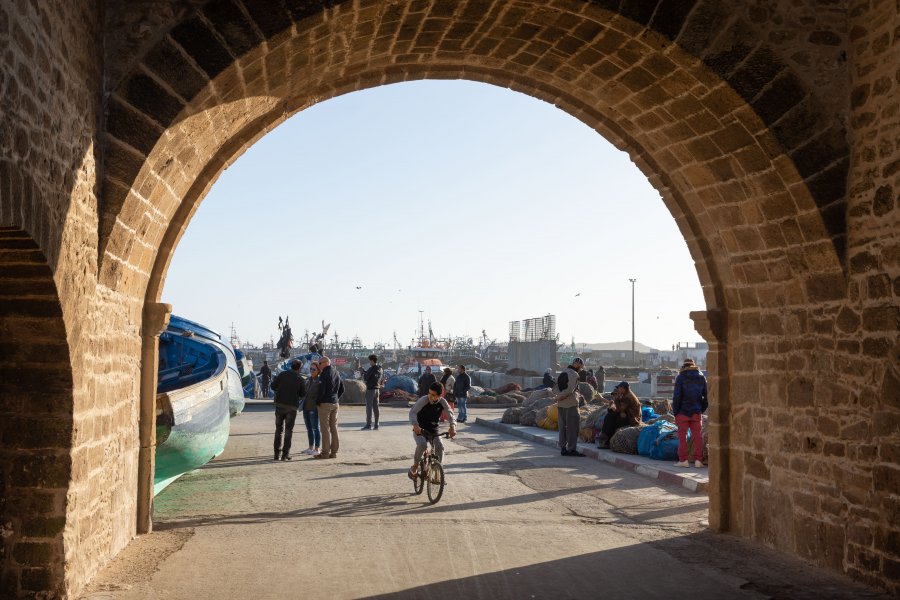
[658,342,709,368]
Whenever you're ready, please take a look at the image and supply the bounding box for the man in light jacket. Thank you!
[556,357,586,457]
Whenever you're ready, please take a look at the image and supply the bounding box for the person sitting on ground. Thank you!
[586,369,598,390]
[542,369,555,389]
[556,358,586,457]
[597,381,642,449]
[672,358,708,468]
[408,382,456,479]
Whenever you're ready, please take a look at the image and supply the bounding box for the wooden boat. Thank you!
[164,315,245,416]
[154,315,243,495]
[234,348,260,398]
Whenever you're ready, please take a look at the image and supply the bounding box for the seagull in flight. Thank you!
[574,292,581,297]
[355,286,362,290]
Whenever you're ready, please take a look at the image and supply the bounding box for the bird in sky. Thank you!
[574,292,581,297]
[355,286,362,290]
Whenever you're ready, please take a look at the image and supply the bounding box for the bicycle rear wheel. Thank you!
[413,463,424,495]
[426,460,445,504]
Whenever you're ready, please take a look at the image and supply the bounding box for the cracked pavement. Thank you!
[81,406,889,600]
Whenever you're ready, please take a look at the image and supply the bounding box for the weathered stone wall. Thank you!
[0,2,140,597]
[0,0,897,597]
[0,229,72,598]
[842,0,900,587]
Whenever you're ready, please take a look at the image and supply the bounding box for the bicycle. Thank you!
[412,431,451,504]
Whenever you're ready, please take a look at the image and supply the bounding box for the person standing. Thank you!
[672,359,708,468]
[270,360,307,461]
[316,356,344,459]
[556,357,586,457]
[361,353,384,430]
[452,365,471,423]
[596,365,606,394]
[259,360,272,398]
[438,367,455,422]
[418,366,436,397]
[303,361,322,455]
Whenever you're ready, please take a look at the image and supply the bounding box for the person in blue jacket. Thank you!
[672,358,708,467]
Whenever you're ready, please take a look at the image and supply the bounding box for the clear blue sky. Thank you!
[162,80,705,351]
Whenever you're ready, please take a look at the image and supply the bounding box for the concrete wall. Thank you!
[471,371,543,391]
[507,340,557,374]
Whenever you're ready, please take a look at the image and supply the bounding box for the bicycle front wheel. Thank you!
[426,460,445,504]
[413,464,425,495]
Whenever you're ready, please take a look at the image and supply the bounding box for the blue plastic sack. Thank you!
[649,430,680,461]
[385,375,417,394]
[637,421,678,459]
[641,406,658,422]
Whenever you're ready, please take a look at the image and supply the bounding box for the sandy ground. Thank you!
[80,406,889,600]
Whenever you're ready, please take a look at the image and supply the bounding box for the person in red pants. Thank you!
[672,359,708,467]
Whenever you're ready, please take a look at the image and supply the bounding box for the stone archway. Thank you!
[0,227,73,599]
[36,0,888,595]
[98,0,850,550]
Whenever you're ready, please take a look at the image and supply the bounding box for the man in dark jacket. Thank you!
[361,353,384,430]
[452,365,472,423]
[673,359,708,467]
[418,366,437,397]
[316,356,345,459]
[270,360,307,461]
[259,360,272,398]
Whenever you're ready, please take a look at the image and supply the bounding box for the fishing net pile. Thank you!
[340,379,366,404]
[384,375,417,395]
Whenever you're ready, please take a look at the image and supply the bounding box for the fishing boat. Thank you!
[234,348,260,398]
[398,314,449,376]
[164,315,245,416]
[154,315,243,494]
[229,323,260,399]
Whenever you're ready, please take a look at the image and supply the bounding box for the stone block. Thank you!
[873,464,900,494]
[12,542,55,566]
[169,16,233,80]
[202,0,263,58]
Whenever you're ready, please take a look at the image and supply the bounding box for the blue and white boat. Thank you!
[234,348,260,398]
[163,315,245,416]
[154,315,245,495]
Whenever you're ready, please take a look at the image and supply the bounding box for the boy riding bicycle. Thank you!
[409,382,457,479]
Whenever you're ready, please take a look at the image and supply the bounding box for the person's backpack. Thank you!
[557,371,569,392]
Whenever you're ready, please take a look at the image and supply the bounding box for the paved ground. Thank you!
[81,406,888,600]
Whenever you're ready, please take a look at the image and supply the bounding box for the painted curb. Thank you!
[475,417,708,494]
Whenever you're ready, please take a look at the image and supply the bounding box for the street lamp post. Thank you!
[628,278,636,366]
